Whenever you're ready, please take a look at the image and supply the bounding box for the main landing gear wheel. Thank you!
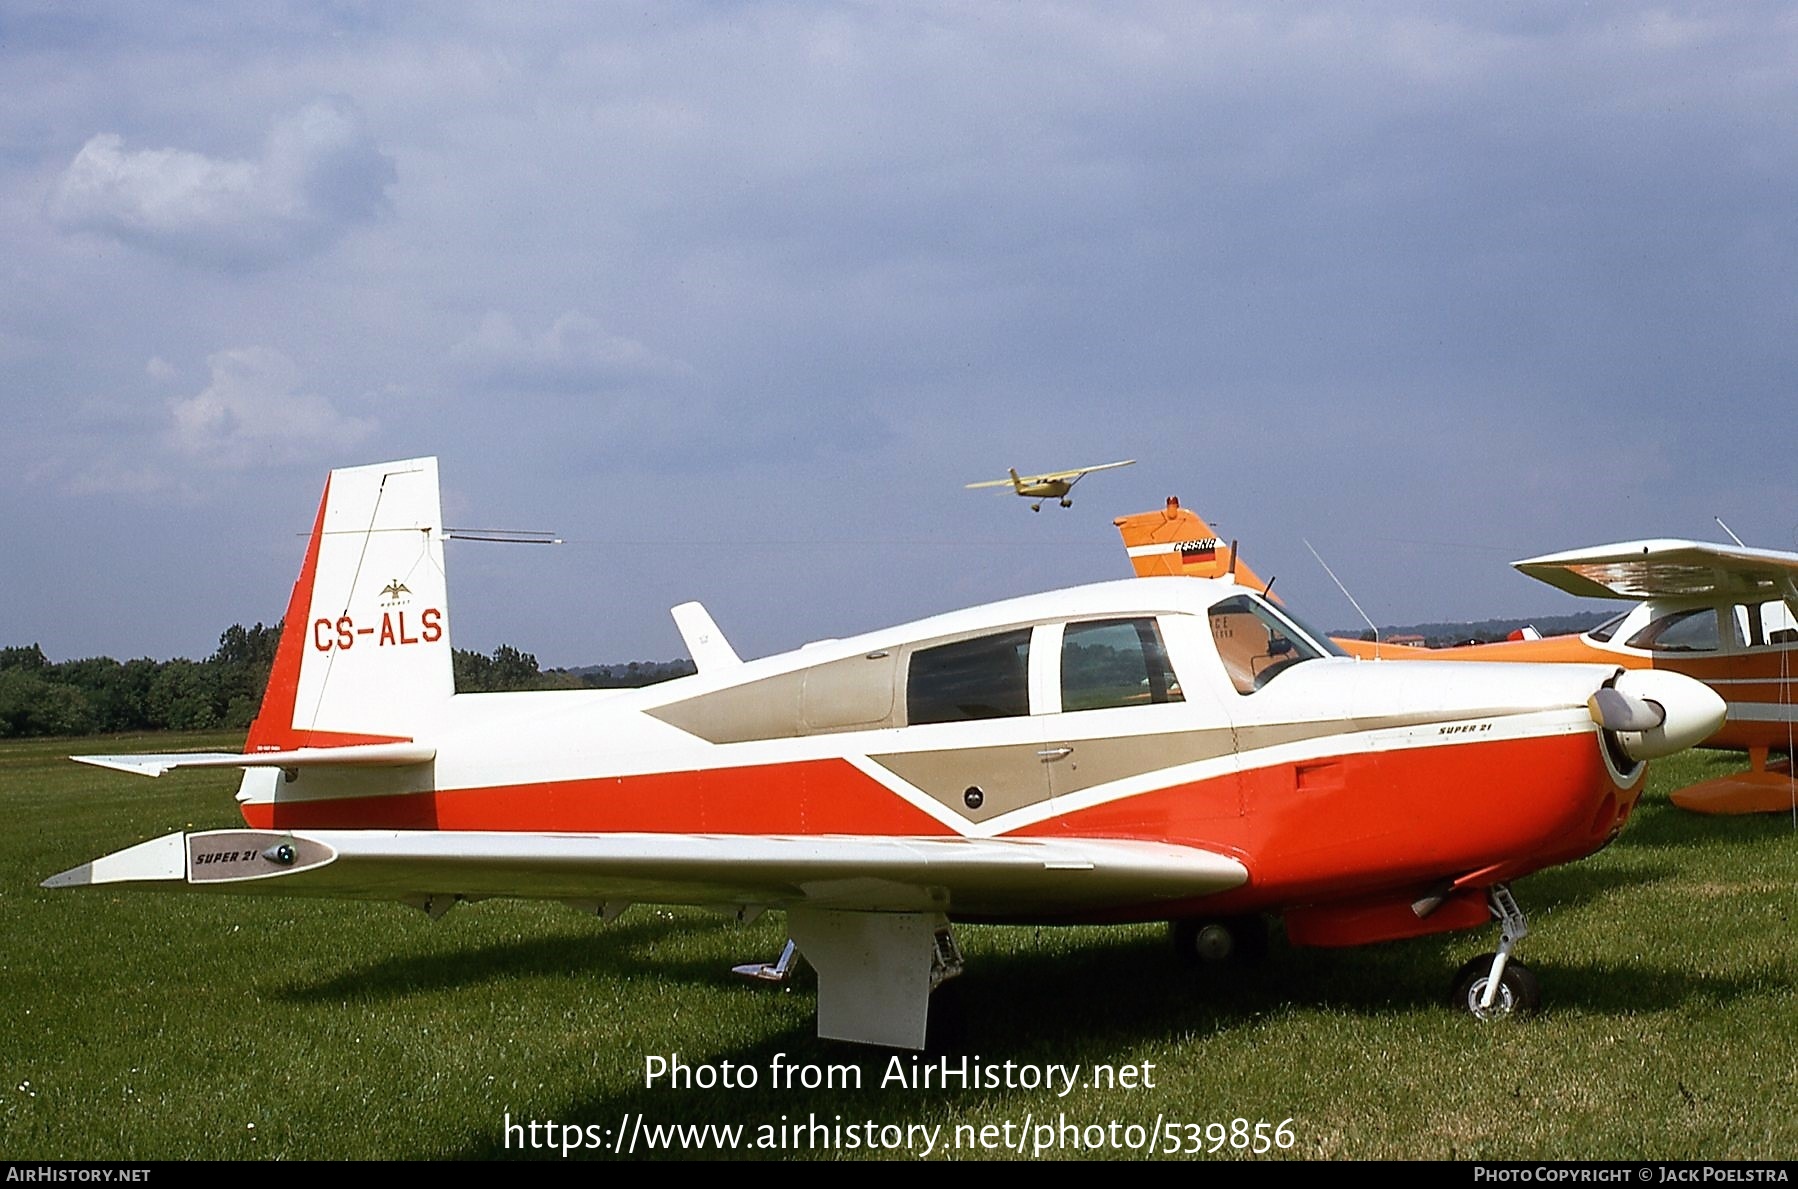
[1450,954,1541,1020]
[1171,915,1268,968]
[924,978,966,1053]
[924,925,967,1052]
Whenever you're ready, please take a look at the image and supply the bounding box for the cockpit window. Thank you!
[1208,594,1329,694]
[1624,608,1724,653]
[1061,618,1184,712]
[907,629,1031,724]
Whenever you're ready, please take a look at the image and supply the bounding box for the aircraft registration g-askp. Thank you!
[47,458,1725,1048]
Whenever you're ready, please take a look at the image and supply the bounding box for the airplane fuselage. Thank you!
[238,577,1651,942]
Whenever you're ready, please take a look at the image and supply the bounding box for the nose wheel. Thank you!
[1451,953,1541,1019]
[1448,885,1540,1019]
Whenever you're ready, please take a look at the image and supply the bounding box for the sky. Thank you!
[5,2,1797,668]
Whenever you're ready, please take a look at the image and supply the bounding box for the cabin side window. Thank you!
[906,629,1032,725]
[1733,599,1798,649]
[1060,618,1184,712]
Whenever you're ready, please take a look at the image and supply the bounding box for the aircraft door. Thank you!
[869,626,1059,829]
[1038,615,1242,826]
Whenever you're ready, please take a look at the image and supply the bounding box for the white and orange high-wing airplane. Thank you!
[1119,503,1798,817]
[47,458,1724,1048]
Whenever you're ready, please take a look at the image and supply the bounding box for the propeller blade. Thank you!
[1587,686,1665,733]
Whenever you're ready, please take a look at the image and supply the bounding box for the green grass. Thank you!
[3,738,1796,1159]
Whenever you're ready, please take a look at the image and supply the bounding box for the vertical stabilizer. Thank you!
[671,601,742,671]
[247,458,453,751]
[1114,496,1270,589]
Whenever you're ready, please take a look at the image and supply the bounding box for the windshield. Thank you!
[1587,610,1630,644]
[1208,593,1332,694]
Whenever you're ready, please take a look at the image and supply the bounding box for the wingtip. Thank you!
[42,832,187,889]
[41,863,95,889]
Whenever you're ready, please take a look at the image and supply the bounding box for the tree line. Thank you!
[0,623,697,739]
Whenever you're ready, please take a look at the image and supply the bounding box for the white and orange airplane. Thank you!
[966,459,1136,511]
[1118,501,1798,816]
[47,458,1724,1048]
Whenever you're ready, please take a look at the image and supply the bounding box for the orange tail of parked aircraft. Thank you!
[1114,497,1270,591]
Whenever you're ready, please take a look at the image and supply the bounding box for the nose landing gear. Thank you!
[1449,885,1541,1019]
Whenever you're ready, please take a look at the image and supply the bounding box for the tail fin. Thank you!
[246,457,453,752]
[1113,496,1271,589]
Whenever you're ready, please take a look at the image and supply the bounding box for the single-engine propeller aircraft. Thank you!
[1116,503,1798,816]
[47,458,1725,1048]
[1497,540,1798,816]
[966,459,1136,511]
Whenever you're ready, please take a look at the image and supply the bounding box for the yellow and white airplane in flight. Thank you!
[967,459,1136,511]
[47,458,1723,1047]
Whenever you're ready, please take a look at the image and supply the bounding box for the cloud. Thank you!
[169,346,374,468]
[450,310,693,392]
[48,98,395,269]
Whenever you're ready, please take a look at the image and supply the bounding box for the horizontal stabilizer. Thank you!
[73,742,436,778]
[44,830,1246,917]
[41,832,188,889]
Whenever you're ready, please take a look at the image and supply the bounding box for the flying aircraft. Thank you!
[966,459,1136,511]
[46,458,1724,1048]
[1116,505,1798,817]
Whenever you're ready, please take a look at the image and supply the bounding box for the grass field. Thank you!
[3,733,1796,1160]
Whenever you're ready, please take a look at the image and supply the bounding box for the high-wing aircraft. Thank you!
[966,459,1135,510]
[1502,540,1798,815]
[1117,505,1798,817]
[46,458,1724,1049]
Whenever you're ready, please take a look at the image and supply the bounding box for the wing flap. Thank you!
[44,829,1247,916]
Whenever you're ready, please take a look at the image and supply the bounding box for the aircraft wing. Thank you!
[1513,539,1798,602]
[966,459,1136,488]
[1022,459,1136,483]
[44,829,1247,918]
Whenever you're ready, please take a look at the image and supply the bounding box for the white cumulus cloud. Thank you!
[49,98,395,269]
[450,310,692,392]
[169,346,374,468]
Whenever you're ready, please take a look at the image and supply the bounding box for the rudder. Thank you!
[247,457,454,752]
[1114,496,1269,589]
